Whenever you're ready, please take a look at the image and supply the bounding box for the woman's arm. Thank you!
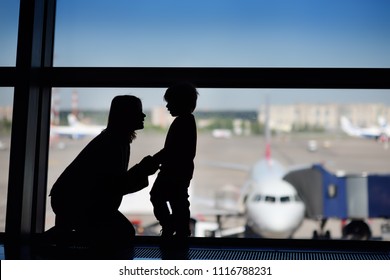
[121,155,159,195]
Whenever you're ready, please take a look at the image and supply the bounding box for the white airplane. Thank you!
[51,113,106,140]
[241,156,306,238]
[201,140,307,238]
[340,116,389,142]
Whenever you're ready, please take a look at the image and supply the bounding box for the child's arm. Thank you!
[120,155,159,195]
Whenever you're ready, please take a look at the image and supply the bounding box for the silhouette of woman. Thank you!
[49,95,158,246]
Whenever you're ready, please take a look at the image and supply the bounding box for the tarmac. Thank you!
[1,131,390,239]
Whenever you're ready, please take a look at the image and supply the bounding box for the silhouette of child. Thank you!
[49,95,159,246]
[150,83,198,238]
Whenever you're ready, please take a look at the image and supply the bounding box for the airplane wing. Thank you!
[198,159,251,172]
[190,193,245,237]
[119,186,154,215]
[191,194,242,216]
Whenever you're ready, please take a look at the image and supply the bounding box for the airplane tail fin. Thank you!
[265,142,271,162]
[264,95,272,163]
[340,116,358,136]
[378,116,387,128]
[340,116,360,136]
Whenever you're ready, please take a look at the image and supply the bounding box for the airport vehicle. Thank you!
[212,129,232,139]
[306,139,318,152]
[340,116,389,142]
[51,113,105,140]
[285,164,390,240]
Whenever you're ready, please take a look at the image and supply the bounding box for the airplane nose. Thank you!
[248,203,305,238]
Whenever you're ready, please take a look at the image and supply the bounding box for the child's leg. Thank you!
[151,196,173,228]
[150,178,174,235]
[170,185,191,237]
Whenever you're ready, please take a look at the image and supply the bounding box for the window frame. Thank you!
[1,0,389,243]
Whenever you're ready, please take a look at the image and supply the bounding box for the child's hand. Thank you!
[152,149,165,162]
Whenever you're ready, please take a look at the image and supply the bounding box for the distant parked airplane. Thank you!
[340,116,389,142]
[51,114,105,140]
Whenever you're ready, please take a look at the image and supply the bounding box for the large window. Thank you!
[45,88,390,240]
[54,0,390,67]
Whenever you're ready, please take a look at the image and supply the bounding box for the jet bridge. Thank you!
[283,164,390,239]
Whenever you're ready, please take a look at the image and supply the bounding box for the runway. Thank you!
[1,131,390,238]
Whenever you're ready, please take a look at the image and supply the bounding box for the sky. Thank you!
[52,0,390,68]
[1,0,390,110]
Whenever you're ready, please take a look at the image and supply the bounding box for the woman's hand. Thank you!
[138,155,160,175]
